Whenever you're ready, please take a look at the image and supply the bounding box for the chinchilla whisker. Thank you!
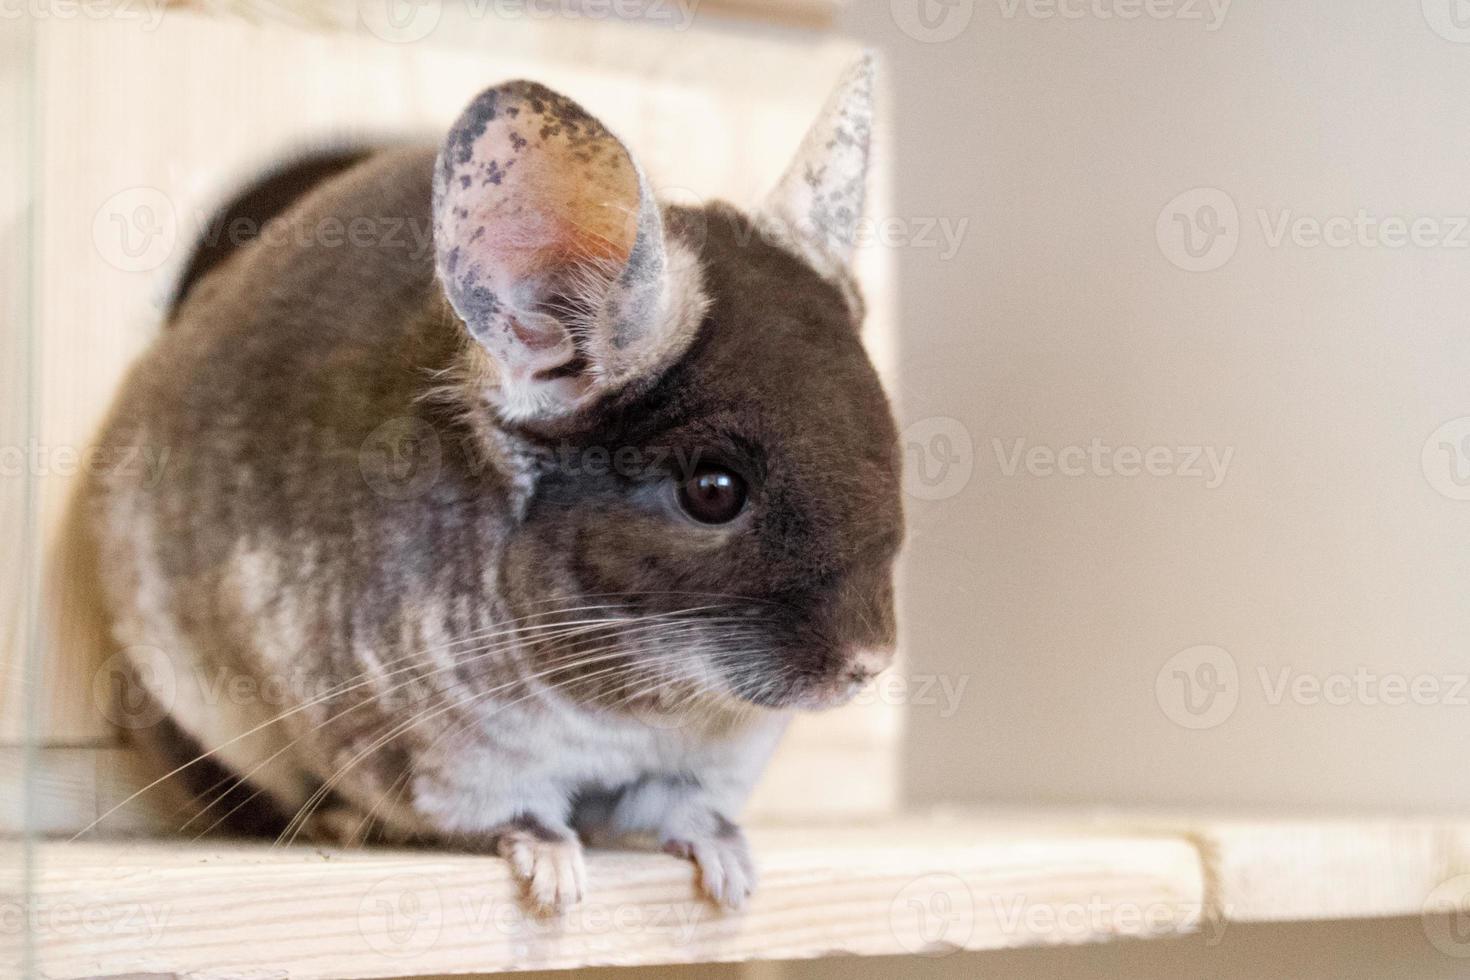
[176,621,640,831]
[107,611,743,839]
[278,642,703,845]
[363,648,728,833]
[280,635,737,841]
[361,657,697,837]
[191,622,733,836]
[308,643,741,846]
[525,588,795,612]
[323,602,740,692]
[293,599,745,702]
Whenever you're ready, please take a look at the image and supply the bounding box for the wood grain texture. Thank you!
[8,815,1205,979]
[3,9,897,821]
[0,9,37,769]
[15,810,1470,978]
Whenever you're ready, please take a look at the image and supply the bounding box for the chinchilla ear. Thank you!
[762,54,875,273]
[433,81,700,422]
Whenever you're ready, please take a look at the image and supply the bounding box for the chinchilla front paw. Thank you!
[493,817,588,915]
[662,822,758,910]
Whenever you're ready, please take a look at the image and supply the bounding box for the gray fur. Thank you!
[89,67,900,913]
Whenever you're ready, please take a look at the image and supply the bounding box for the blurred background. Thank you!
[7,0,1470,976]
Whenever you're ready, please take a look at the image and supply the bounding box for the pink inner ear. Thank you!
[432,81,681,417]
[434,82,644,354]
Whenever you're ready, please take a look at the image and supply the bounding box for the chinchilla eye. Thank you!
[677,464,748,524]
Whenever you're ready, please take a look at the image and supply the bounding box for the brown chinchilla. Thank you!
[89,57,902,912]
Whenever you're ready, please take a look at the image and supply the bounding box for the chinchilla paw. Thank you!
[496,826,588,915]
[663,828,757,910]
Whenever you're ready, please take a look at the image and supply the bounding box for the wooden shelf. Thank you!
[9,810,1470,978]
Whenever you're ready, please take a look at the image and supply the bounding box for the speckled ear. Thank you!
[433,81,693,422]
[763,55,875,272]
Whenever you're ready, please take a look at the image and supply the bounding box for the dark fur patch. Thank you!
[504,202,903,703]
[169,145,381,318]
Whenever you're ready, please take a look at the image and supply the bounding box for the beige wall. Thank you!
[833,0,1470,811]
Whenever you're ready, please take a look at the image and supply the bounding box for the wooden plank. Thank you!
[0,746,180,839]
[20,810,1470,977]
[9,817,1205,979]
[1184,816,1470,924]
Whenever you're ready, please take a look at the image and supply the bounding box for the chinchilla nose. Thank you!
[842,646,895,686]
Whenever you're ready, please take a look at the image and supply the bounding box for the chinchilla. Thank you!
[89,56,902,912]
